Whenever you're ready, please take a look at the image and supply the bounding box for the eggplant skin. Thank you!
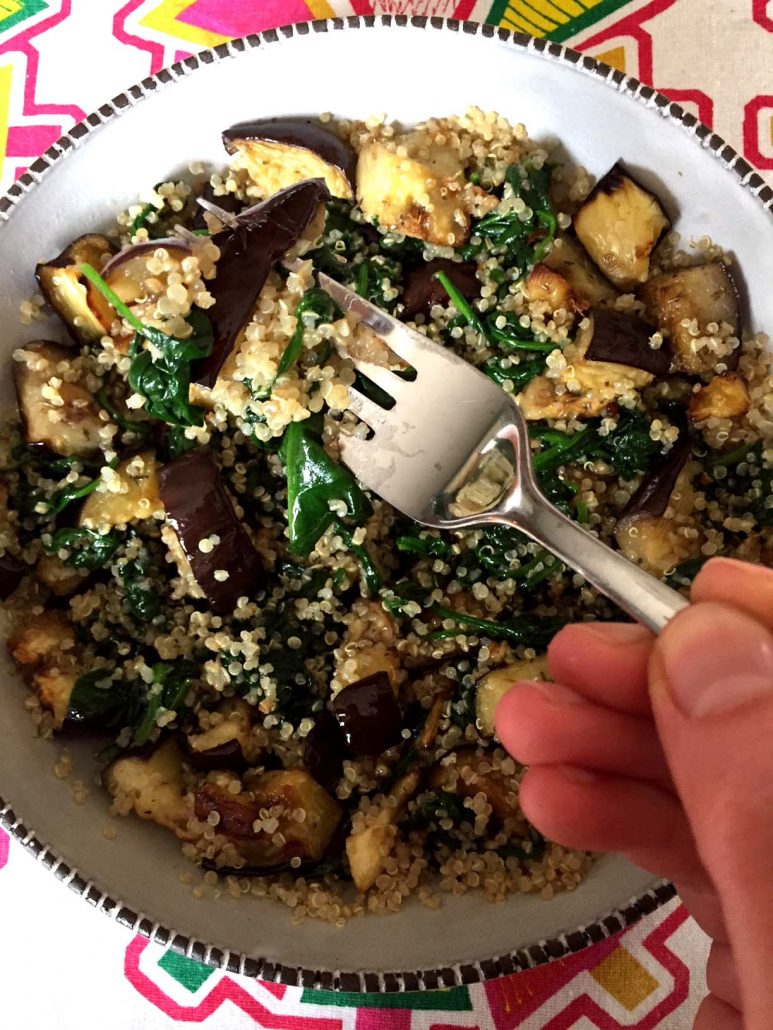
[574,163,670,290]
[0,552,25,600]
[159,448,265,615]
[402,259,478,320]
[585,308,670,377]
[620,436,692,521]
[35,234,115,344]
[13,341,104,457]
[223,119,355,201]
[641,263,740,376]
[331,672,402,757]
[195,179,330,388]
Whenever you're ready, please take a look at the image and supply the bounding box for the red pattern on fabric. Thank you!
[0,830,8,871]
[113,0,167,74]
[355,1009,411,1030]
[656,88,714,127]
[576,0,680,85]
[744,94,773,168]
[752,0,773,32]
[124,936,343,1026]
[178,0,318,35]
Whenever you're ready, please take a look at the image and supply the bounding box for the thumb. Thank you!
[649,602,773,1028]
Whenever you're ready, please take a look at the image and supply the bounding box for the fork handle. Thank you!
[500,500,689,634]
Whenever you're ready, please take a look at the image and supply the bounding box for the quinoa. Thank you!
[1,108,770,923]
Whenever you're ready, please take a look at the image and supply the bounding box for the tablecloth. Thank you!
[1,2,769,1027]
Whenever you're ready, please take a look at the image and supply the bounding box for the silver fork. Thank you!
[319,272,688,634]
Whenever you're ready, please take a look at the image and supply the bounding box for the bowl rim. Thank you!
[0,13,768,994]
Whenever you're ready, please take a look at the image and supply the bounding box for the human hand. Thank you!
[495,557,773,1030]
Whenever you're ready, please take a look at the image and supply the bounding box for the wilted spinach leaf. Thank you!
[47,527,121,570]
[280,419,371,556]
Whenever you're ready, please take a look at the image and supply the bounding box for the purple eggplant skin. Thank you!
[192,184,244,231]
[158,448,265,615]
[184,737,248,773]
[402,259,479,320]
[303,709,345,789]
[222,118,356,195]
[194,178,331,388]
[100,238,191,280]
[0,554,26,600]
[585,308,671,377]
[620,436,692,521]
[332,672,402,757]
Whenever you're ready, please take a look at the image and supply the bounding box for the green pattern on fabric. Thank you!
[0,1,48,34]
[487,0,636,43]
[158,950,215,993]
[301,986,472,1010]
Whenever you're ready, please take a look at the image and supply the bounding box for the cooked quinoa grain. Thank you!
[1,109,770,923]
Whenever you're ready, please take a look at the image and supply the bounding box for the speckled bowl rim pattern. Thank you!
[0,13,770,994]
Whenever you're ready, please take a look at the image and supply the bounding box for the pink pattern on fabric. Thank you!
[178,0,316,36]
[0,0,84,123]
[124,936,342,1026]
[113,0,166,75]
[0,829,8,871]
[6,124,62,156]
[355,1010,411,1030]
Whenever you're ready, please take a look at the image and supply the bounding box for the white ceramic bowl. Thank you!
[1,16,771,992]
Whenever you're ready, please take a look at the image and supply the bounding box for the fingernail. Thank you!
[578,622,652,646]
[659,604,773,717]
[528,680,588,705]
[559,765,600,785]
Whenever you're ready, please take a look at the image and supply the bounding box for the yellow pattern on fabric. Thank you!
[590,946,659,1011]
[0,63,13,176]
[306,0,335,15]
[595,44,626,70]
[0,2,23,23]
[140,0,229,48]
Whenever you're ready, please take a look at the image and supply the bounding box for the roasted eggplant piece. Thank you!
[105,739,196,840]
[79,450,162,530]
[573,164,670,290]
[615,437,702,575]
[641,263,741,376]
[475,656,549,739]
[8,610,78,728]
[402,259,478,319]
[346,770,421,892]
[331,672,402,757]
[195,179,330,388]
[543,233,618,306]
[159,448,265,614]
[36,234,115,343]
[523,263,577,314]
[356,137,492,246]
[584,308,670,377]
[688,372,750,421]
[223,118,355,201]
[429,749,522,825]
[101,239,191,305]
[518,314,656,420]
[303,709,345,789]
[194,769,341,868]
[185,700,258,771]
[192,183,243,231]
[13,342,103,457]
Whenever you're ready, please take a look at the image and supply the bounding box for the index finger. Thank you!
[547,622,653,715]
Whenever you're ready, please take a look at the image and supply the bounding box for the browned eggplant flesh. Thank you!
[223,118,356,201]
[36,234,115,343]
[574,164,671,290]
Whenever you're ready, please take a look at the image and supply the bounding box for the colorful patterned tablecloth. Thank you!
[1,2,769,1027]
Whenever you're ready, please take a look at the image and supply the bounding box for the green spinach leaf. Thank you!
[46,527,121,570]
[280,420,371,556]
